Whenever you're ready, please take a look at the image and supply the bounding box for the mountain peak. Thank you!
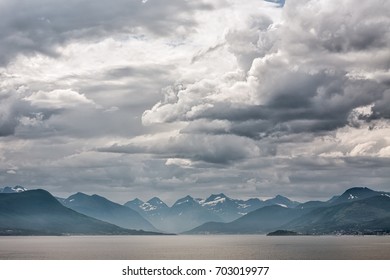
[131,198,144,205]
[140,197,168,212]
[74,192,88,196]
[205,193,228,201]
[264,195,300,208]
[344,186,374,193]
[203,193,230,206]
[0,186,28,193]
[342,187,377,199]
[147,197,166,205]
[332,187,379,204]
[172,195,196,207]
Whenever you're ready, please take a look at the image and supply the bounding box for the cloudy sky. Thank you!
[0,0,389,204]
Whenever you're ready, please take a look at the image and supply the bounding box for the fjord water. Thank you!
[0,235,389,260]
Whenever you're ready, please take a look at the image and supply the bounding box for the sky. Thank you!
[0,0,389,205]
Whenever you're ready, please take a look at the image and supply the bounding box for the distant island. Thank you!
[267,230,299,236]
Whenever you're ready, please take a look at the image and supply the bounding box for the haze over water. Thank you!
[0,235,389,260]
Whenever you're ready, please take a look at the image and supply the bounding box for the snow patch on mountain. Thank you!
[348,194,357,200]
[0,186,28,193]
[238,203,250,209]
[203,197,226,207]
[276,203,287,208]
[141,202,157,211]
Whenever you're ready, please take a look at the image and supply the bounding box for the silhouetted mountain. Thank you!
[124,198,144,212]
[160,195,223,233]
[330,187,386,205]
[297,187,389,210]
[140,197,170,216]
[286,195,390,234]
[187,188,390,235]
[187,205,306,234]
[62,192,157,232]
[0,190,159,235]
[297,200,328,209]
[124,193,301,233]
[240,198,265,213]
[263,195,300,208]
[199,194,299,221]
[124,197,170,231]
[200,193,251,222]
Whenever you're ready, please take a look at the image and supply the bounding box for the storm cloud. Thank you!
[0,0,212,65]
[0,0,389,203]
[143,0,390,139]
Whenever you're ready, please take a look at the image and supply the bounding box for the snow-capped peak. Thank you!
[173,195,195,207]
[147,197,165,206]
[140,202,157,211]
[0,186,28,193]
[203,197,226,207]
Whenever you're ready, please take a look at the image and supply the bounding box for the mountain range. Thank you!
[0,186,389,235]
[61,192,157,231]
[187,187,390,235]
[0,189,160,236]
[124,193,299,233]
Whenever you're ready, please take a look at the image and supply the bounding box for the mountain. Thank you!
[286,195,390,234]
[329,187,387,205]
[297,187,389,210]
[62,192,157,232]
[187,205,306,234]
[124,198,145,212]
[0,186,28,193]
[199,193,250,222]
[124,193,301,233]
[125,197,169,217]
[187,187,390,235]
[199,193,300,221]
[198,193,282,222]
[0,190,160,235]
[124,197,170,231]
[263,195,300,208]
[297,200,328,209]
[161,195,223,233]
[125,195,227,233]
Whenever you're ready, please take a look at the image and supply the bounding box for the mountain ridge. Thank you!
[0,189,162,236]
[123,192,301,232]
[61,192,158,232]
[2,185,389,235]
[187,189,390,235]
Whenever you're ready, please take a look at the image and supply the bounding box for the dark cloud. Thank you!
[0,89,61,137]
[1,0,389,202]
[98,133,261,164]
[143,0,390,140]
[0,0,212,65]
[225,14,275,70]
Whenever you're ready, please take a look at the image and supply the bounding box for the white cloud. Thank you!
[24,89,96,109]
[143,0,390,152]
[1,0,389,201]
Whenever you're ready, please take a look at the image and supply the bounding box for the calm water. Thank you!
[0,235,389,260]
